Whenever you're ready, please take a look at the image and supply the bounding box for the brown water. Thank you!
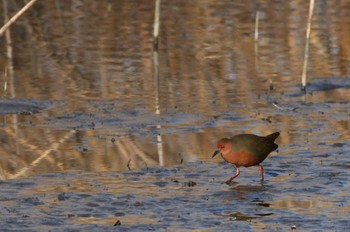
[0,0,349,231]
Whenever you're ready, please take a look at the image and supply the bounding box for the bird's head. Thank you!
[212,138,231,158]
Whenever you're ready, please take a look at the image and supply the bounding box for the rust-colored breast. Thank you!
[221,150,263,167]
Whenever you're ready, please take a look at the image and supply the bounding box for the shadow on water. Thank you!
[307,76,350,91]
[213,185,263,198]
[0,99,57,115]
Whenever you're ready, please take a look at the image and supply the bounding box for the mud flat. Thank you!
[1,160,349,231]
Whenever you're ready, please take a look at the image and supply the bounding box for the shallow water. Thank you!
[0,0,349,231]
[1,163,349,231]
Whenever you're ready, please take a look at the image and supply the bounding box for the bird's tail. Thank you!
[265,132,280,142]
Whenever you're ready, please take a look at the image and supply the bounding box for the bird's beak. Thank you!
[212,150,221,158]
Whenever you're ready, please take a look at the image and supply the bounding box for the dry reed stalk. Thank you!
[3,66,7,97]
[254,10,260,42]
[254,10,260,72]
[153,0,161,50]
[0,0,38,37]
[152,7,163,163]
[2,0,20,157]
[2,0,11,97]
[153,48,164,166]
[301,0,315,91]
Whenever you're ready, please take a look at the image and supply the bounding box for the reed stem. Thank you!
[254,10,260,42]
[301,0,315,91]
[153,0,161,50]
[0,0,38,37]
[254,10,260,74]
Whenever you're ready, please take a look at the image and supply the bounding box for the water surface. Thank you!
[0,0,349,231]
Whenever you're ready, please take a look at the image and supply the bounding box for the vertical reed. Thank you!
[153,0,161,51]
[2,0,15,97]
[301,0,315,91]
[254,10,260,73]
[153,45,164,166]
[254,10,260,42]
[152,0,164,165]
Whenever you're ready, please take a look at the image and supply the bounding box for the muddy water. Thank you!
[0,0,349,231]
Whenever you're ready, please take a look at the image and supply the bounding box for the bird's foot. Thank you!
[225,179,233,185]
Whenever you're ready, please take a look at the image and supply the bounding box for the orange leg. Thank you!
[226,167,240,184]
[259,164,264,181]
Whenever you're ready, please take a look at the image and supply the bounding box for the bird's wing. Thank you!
[232,134,278,157]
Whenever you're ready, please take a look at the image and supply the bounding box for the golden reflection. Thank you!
[0,0,348,179]
[274,197,336,216]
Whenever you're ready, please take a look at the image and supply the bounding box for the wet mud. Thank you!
[1,160,349,231]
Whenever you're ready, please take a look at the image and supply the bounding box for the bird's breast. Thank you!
[221,150,262,167]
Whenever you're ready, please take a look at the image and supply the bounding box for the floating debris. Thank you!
[184,180,197,187]
[113,220,121,226]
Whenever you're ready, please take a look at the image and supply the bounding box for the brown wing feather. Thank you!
[265,132,280,142]
[231,134,278,165]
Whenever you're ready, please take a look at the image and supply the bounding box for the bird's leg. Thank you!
[226,167,240,184]
[259,164,264,181]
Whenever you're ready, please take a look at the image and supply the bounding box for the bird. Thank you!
[212,132,280,184]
